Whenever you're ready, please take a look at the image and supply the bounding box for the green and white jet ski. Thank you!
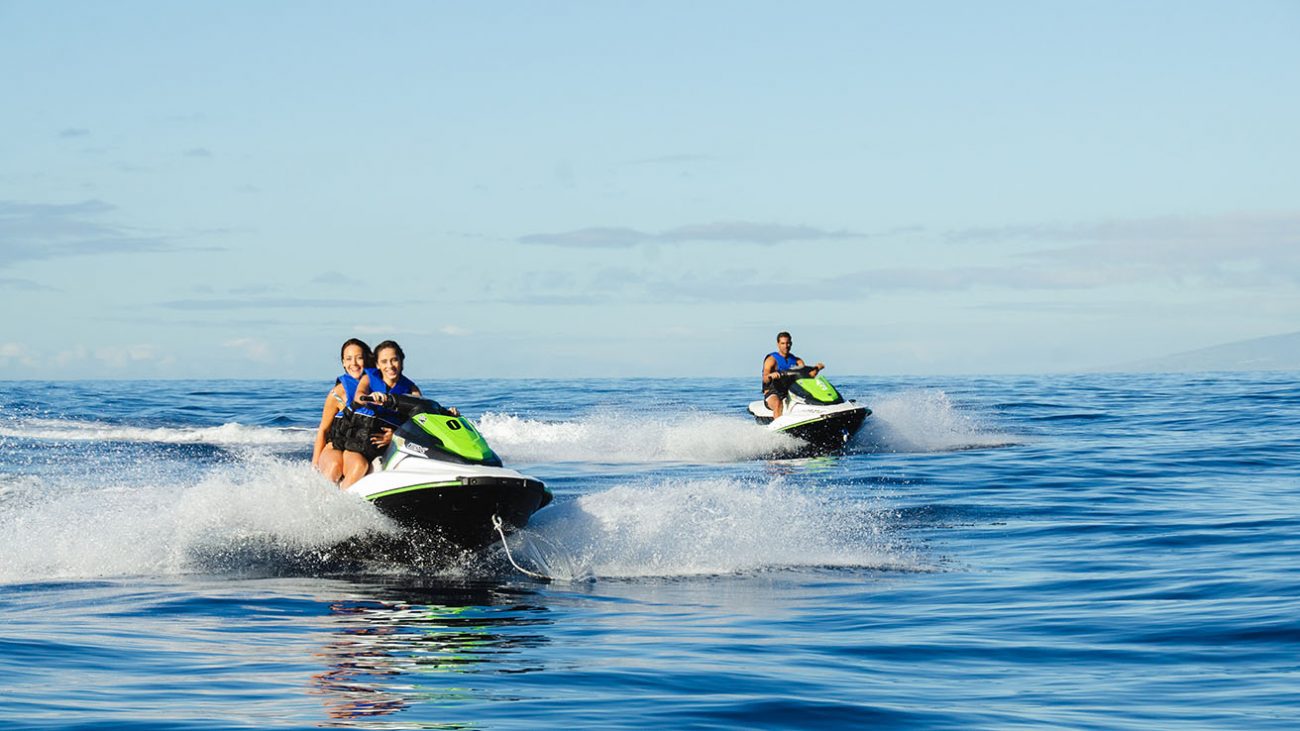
[346,394,551,549]
[747,366,871,454]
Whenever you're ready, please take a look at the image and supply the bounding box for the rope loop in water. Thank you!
[492,514,552,582]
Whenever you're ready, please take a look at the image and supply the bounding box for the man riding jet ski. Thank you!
[747,332,870,454]
[345,393,551,549]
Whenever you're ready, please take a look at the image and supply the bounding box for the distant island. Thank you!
[1102,330,1300,373]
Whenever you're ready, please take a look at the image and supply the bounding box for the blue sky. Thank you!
[2,1,1298,379]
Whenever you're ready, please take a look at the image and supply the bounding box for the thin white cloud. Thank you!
[617,153,719,167]
[952,212,1300,247]
[765,212,1300,296]
[820,266,1115,294]
[92,344,171,369]
[660,222,865,244]
[0,199,195,270]
[971,212,1300,288]
[502,212,1300,305]
[55,346,89,369]
[158,296,389,310]
[348,325,447,338]
[494,266,770,305]
[518,221,866,248]
[0,277,56,292]
[520,227,650,248]
[311,271,366,287]
[439,325,472,336]
[0,342,36,368]
[229,284,276,296]
[222,338,273,362]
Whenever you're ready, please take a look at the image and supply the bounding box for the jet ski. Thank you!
[747,366,870,455]
[345,394,552,550]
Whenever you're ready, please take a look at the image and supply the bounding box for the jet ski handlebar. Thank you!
[363,392,456,418]
[775,365,817,380]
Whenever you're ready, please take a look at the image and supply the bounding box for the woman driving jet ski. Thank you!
[340,340,459,488]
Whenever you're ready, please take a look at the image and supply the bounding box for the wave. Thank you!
[858,389,1019,452]
[477,410,794,463]
[0,389,1002,583]
[0,388,1012,462]
[0,455,394,583]
[509,478,922,580]
[478,390,1014,464]
[0,459,917,583]
[0,418,309,447]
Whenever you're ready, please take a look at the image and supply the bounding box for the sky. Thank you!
[2,1,1298,380]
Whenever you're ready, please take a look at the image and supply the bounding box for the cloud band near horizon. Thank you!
[518,221,867,248]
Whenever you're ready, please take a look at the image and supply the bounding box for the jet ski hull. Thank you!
[336,398,551,554]
[349,469,551,550]
[775,406,869,455]
[747,372,870,457]
[366,476,550,549]
[750,399,871,456]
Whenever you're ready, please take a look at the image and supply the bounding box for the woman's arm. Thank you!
[353,373,372,405]
[312,385,343,465]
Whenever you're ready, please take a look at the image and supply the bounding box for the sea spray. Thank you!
[0,455,392,582]
[478,391,1014,465]
[0,417,310,448]
[477,409,795,463]
[510,477,920,580]
[859,389,1018,453]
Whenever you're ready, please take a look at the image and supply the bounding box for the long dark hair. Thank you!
[340,338,374,367]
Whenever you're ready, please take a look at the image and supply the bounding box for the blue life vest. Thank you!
[767,351,801,371]
[351,368,383,417]
[355,368,418,425]
[332,372,363,418]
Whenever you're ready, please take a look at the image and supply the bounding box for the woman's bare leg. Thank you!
[340,451,372,488]
[316,445,345,483]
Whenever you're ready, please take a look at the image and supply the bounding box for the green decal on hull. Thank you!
[365,480,463,501]
[777,416,830,432]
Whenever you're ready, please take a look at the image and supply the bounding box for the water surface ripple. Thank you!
[2,373,1298,729]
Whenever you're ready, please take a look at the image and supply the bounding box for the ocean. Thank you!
[1,373,1297,729]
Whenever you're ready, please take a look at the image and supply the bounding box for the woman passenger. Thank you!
[339,340,422,488]
[312,338,373,484]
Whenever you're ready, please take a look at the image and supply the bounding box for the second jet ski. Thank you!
[747,366,870,455]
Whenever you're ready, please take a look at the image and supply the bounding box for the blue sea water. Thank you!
[1,373,1298,729]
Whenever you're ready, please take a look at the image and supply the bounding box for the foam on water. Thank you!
[1,466,915,583]
[0,387,999,583]
[478,389,1013,464]
[0,455,393,582]
[0,417,309,447]
[510,477,920,580]
[859,389,1018,452]
[478,410,795,463]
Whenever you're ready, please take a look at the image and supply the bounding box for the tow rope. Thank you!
[492,514,552,582]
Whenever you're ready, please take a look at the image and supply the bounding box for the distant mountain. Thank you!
[1104,330,1300,373]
